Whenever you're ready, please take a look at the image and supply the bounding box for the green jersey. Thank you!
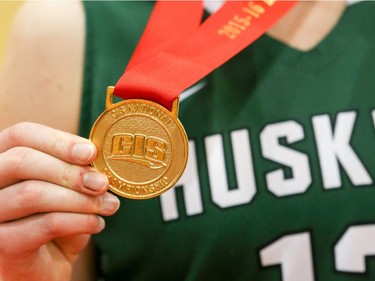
[81,2,375,280]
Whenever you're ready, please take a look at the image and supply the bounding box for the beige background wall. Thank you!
[0,2,23,68]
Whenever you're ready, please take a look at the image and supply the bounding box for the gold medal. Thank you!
[90,87,188,199]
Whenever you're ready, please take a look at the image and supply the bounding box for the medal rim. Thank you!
[89,97,188,200]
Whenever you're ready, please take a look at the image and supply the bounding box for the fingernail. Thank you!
[102,193,121,214]
[98,216,106,230]
[72,143,95,162]
[83,172,108,192]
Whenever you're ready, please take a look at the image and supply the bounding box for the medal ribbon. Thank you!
[114,0,297,111]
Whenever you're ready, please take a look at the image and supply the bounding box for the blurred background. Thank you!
[0,1,23,68]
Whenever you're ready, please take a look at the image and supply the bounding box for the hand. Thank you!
[0,122,120,281]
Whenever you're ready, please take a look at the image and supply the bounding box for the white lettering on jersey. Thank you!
[205,129,256,208]
[260,232,315,281]
[160,110,375,221]
[334,225,375,273]
[160,140,203,221]
[260,121,311,197]
[312,112,372,189]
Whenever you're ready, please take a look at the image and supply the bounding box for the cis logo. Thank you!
[109,134,167,169]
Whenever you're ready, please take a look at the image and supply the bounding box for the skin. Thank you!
[0,1,346,280]
[0,2,118,280]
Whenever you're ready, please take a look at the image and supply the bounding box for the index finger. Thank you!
[0,122,96,165]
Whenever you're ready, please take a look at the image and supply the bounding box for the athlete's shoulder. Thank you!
[0,1,85,133]
[6,1,85,63]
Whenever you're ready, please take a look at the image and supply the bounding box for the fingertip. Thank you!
[98,216,106,231]
[82,171,109,194]
[100,193,121,216]
[71,142,96,163]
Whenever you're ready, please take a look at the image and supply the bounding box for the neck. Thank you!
[267,1,347,51]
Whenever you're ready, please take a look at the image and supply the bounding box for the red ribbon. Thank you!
[114,0,297,111]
